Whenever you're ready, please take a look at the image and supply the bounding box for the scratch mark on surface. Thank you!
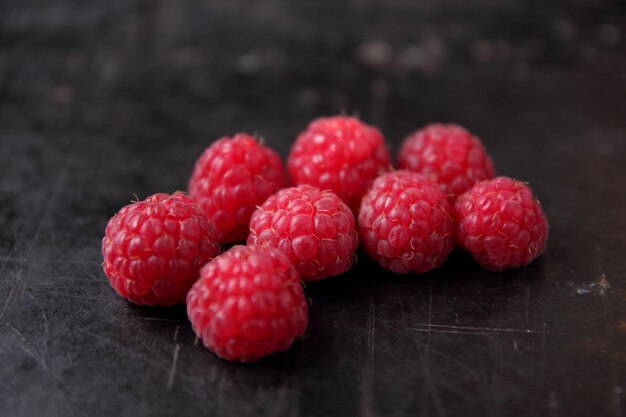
[398,322,566,336]
[360,293,375,417]
[79,328,135,353]
[481,281,530,292]
[0,266,29,321]
[27,277,107,285]
[26,291,49,363]
[0,245,28,318]
[8,323,26,341]
[0,137,79,319]
[0,283,17,321]
[15,342,74,395]
[9,324,74,396]
[173,325,180,341]
[381,321,481,378]
[427,279,433,350]
[139,317,182,323]
[598,273,621,417]
[17,138,78,300]
[367,296,375,363]
[15,267,27,305]
[27,287,111,302]
[416,321,446,417]
[77,327,166,370]
[77,327,204,388]
[0,258,102,265]
[492,334,505,415]
[167,344,181,389]
[27,139,76,254]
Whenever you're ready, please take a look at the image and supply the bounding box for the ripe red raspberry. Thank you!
[358,171,455,274]
[397,123,496,199]
[188,133,286,243]
[453,177,549,271]
[248,185,359,281]
[102,193,220,305]
[186,245,308,362]
[287,115,391,212]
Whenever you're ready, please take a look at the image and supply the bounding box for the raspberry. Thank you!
[397,123,496,199]
[358,171,455,274]
[453,177,549,271]
[248,185,359,281]
[287,115,391,212]
[186,245,308,362]
[188,133,286,243]
[102,193,220,305]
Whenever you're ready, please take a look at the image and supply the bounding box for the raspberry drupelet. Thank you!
[248,185,359,282]
[102,192,220,305]
[287,115,391,213]
[397,123,496,199]
[358,171,455,274]
[453,177,549,271]
[188,133,286,243]
[186,245,309,362]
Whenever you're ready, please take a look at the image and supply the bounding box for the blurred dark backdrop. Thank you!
[1,0,624,154]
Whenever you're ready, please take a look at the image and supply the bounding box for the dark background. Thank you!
[1,1,625,416]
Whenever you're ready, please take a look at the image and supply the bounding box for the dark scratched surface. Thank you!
[1,1,626,416]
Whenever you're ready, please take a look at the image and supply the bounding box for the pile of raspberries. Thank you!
[102,115,549,362]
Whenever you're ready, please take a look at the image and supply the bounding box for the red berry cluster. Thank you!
[102,115,549,362]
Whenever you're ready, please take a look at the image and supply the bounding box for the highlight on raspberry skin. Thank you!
[101,192,220,306]
[397,123,496,199]
[188,133,286,243]
[247,184,359,282]
[186,245,309,363]
[358,170,455,274]
[287,115,392,214]
[453,176,549,272]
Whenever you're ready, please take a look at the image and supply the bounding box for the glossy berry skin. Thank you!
[453,177,549,271]
[186,245,309,363]
[397,123,496,199]
[287,115,391,213]
[188,133,286,243]
[102,193,220,305]
[358,171,455,274]
[248,185,359,282]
